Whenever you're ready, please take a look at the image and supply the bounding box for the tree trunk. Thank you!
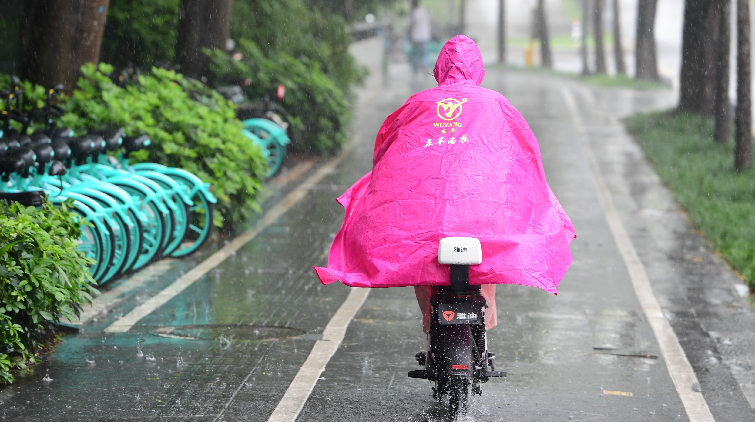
[634,0,658,80]
[678,0,714,113]
[175,0,234,80]
[581,0,591,75]
[498,0,506,64]
[17,0,110,91]
[593,0,606,74]
[700,3,721,117]
[460,0,467,35]
[344,0,354,22]
[735,0,752,170]
[612,0,626,75]
[537,0,553,68]
[714,0,731,144]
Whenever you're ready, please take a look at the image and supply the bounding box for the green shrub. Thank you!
[0,198,97,384]
[208,40,352,153]
[59,63,268,229]
[626,112,755,287]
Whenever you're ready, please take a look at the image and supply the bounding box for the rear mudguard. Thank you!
[129,163,217,204]
[242,118,291,147]
[132,169,193,206]
[443,324,473,377]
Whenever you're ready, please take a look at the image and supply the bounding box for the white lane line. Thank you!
[104,150,351,333]
[267,287,370,422]
[562,87,715,422]
[63,259,176,327]
[214,340,278,421]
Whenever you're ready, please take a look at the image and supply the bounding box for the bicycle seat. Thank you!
[31,132,51,144]
[123,135,151,153]
[68,136,96,160]
[48,160,67,177]
[0,190,45,207]
[17,136,32,148]
[50,140,72,162]
[438,237,482,265]
[93,128,124,151]
[7,147,37,169]
[3,139,20,149]
[32,143,54,165]
[85,134,106,155]
[0,155,30,177]
[53,127,75,138]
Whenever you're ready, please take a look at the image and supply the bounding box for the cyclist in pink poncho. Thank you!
[314,35,575,334]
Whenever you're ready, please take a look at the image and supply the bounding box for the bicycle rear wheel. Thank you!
[449,377,469,418]
[114,184,166,272]
[168,174,214,258]
[72,207,106,279]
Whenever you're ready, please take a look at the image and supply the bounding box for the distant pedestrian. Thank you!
[409,0,432,74]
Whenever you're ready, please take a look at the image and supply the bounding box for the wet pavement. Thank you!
[3,34,755,421]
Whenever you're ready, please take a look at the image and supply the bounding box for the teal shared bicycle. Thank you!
[0,83,217,284]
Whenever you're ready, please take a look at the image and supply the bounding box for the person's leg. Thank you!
[414,285,436,334]
[410,41,421,73]
[481,284,497,330]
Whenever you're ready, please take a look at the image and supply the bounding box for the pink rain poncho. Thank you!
[314,35,575,295]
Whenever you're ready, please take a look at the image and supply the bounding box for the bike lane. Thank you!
[292,69,755,421]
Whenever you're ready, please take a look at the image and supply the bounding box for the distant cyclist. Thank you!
[315,36,575,350]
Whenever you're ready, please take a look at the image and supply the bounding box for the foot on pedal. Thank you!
[415,351,426,366]
[408,369,428,379]
[485,370,506,377]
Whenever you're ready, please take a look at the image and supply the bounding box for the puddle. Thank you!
[150,324,305,341]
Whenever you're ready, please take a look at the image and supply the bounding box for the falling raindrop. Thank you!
[42,372,53,382]
[136,347,144,357]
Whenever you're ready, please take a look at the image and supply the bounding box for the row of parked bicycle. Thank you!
[0,76,291,285]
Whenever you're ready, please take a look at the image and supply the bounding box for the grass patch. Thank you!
[561,0,582,22]
[585,73,668,90]
[626,112,755,287]
[509,34,614,51]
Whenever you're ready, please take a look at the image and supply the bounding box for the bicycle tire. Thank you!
[448,377,469,418]
[93,217,116,284]
[99,208,132,284]
[167,173,215,258]
[117,208,144,276]
[108,182,168,269]
[134,172,189,256]
[263,138,286,179]
[71,206,106,280]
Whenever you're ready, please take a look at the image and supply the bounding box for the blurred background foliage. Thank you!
[100,0,182,69]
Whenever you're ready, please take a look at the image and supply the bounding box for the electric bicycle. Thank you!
[408,237,506,417]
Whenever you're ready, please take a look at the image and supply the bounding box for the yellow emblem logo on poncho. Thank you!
[436,98,467,121]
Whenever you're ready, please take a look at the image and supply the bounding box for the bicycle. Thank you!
[408,237,505,417]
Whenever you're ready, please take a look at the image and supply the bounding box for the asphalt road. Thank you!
[1,37,755,422]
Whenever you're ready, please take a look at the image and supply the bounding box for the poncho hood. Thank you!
[433,35,485,86]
